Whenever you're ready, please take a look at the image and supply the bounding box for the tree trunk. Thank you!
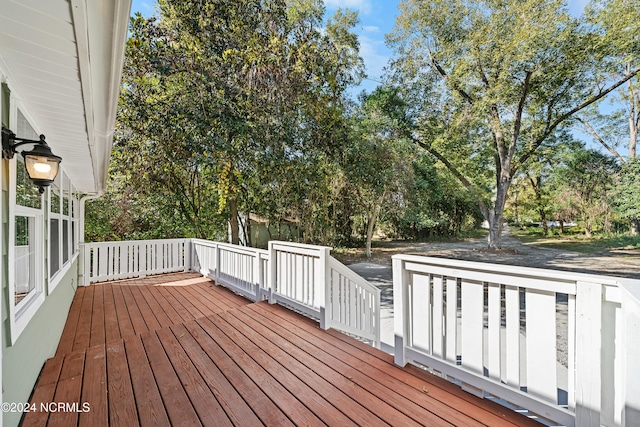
[485,178,511,249]
[365,194,385,260]
[246,214,252,247]
[366,215,375,260]
[540,210,548,235]
[228,198,240,244]
[584,219,592,237]
[559,219,564,235]
[631,218,639,235]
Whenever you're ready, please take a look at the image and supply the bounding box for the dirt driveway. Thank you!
[341,228,640,279]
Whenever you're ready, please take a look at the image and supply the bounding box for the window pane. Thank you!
[50,218,59,276]
[71,196,77,219]
[15,216,36,305]
[51,188,60,214]
[1,83,9,127]
[62,174,69,216]
[16,157,41,209]
[63,220,69,263]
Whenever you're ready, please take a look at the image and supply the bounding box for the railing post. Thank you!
[268,241,276,304]
[140,242,147,278]
[621,284,640,426]
[393,256,407,367]
[213,243,220,285]
[575,281,602,427]
[318,246,330,330]
[184,239,191,272]
[254,251,263,302]
[81,243,90,286]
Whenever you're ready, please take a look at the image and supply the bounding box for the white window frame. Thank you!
[49,171,79,292]
[7,104,46,344]
[72,187,80,255]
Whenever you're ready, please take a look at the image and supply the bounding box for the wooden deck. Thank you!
[23,273,540,426]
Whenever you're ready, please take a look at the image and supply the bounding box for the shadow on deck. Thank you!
[23,273,540,426]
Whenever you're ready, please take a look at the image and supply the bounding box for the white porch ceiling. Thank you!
[0,0,131,194]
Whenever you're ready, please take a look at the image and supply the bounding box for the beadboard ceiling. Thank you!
[0,0,131,193]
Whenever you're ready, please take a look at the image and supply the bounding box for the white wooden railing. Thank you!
[191,239,269,301]
[190,239,381,347]
[83,238,380,346]
[82,239,190,285]
[327,257,381,346]
[392,254,640,427]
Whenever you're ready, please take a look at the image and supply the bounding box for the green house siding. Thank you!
[2,260,78,427]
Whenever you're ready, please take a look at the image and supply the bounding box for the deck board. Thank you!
[140,331,202,426]
[210,312,357,426]
[197,315,326,427]
[88,285,106,348]
[249,302,528,427]
[106,341,138,426]
[182,320,294,426]
[156,327,233,426]
[27,272,542,427]
[48,351,84,427]
[122,334,170,427]
[135,284,173,327]
[170,323,264,426]
[244,304,453,426]
[79,344,108,427]
[120,285,148,336]
[102,284,121,343]
[219,309,389,426]
[54,286,83,357]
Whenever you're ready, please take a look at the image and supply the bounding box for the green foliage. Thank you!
[552,148,620,235]
[385,154,483,239]
[87,1,368,244]
[611,159,640,221]
[387,0,640,248]
[512,227,640,252]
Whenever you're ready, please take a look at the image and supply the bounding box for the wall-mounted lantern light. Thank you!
[2,126,62,194]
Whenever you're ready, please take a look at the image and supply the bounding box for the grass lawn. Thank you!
[511,227,640,254]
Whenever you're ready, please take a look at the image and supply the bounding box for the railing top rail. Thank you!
[192,239,269,256]
[393,254,627,287]
[329,256,381,297]
[618,278,640,304]
[84,238,189,247]
[270,240,332,252]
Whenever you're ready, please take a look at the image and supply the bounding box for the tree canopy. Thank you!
[387,0,640,248]
[86,0,640,250]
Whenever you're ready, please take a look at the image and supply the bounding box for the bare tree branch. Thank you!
[408,134,490,218]
[575,116,626,164]
[518,65,640,167]
[429,52,475,105]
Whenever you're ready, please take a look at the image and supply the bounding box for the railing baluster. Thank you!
[445,277,457,364]
[526,288,558,403]
[432,276,444,358]
[487,282,501,380]
[461,279,484,375]
[505,285,520,387]
[412,273,431,354]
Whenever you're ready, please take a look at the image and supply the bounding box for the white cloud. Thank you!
[324,0,372,15]
[362,25,379,33]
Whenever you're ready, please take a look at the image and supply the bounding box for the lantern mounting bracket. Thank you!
[1,126,62,193]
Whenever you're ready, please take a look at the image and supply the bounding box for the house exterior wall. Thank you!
[1,80,79,427]
[1,260,77,427]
